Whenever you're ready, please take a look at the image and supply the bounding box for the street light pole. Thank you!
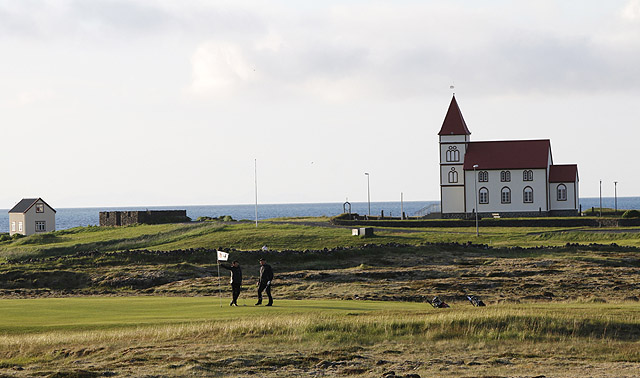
[599,180,602,217]
[614,181,618,216]
[473,164,479,236]
[364,172,371,217]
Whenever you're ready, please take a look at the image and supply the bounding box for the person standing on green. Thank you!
[219,260,242,306]
[256,258,273,306]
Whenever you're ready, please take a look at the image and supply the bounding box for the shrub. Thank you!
[622,210,640,218]
[196,215,235,222]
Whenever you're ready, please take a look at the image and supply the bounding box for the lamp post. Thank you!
[614,181,618,216]
[599,180,602,217]
[364,172,371,217]
[473,164,479,236]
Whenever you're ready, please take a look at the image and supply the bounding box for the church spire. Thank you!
[438,95,471,136]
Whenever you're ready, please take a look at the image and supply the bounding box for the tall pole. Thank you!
[254,159,258,227]
[401,192,404,220]
[365,172,370,217]
[217,256,222,307]
[473,164,479,236]
[614,181,618,216]
[599,180,602,217]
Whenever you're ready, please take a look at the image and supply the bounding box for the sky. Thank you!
[1,0,639,208]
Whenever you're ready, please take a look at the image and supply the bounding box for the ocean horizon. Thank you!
[0,197,638,233]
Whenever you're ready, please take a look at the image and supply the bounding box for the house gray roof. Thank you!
[8,198,56,213]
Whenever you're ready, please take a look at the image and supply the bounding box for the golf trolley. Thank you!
[428,296,450,308]
[466,295,486,307]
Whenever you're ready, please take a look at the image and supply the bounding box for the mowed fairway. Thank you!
[0,297,425,334]
[1,297,640,377]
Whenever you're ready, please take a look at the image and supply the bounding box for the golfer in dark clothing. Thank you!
[256,258,274,306]
[219,260,242,306]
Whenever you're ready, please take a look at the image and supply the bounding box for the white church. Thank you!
[439,95,579,218]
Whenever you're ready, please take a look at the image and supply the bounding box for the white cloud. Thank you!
[6,89,55,108]
[622,0,640,20]
[189,41,256,95]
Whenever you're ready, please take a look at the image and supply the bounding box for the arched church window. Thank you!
[523,186,533,203]
[501,187,511,204]
[448,167,458,183]
[501,171,511,182]
[479,187,489,204]
[523,170,533,181]
[446,146,460,162]
[479,171,488,182]
[557,184,567,201]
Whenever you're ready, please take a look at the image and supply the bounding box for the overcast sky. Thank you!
[1,0,639,208]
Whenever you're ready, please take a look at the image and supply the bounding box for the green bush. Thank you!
[196,215,235,222]
[622,210,640,218]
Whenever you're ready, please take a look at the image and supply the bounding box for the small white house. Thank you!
[8,198,56,236]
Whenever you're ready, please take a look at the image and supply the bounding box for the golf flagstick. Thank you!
[216,250,229,308]
[217,256,221,307]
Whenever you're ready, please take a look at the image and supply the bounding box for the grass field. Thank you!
[1,297,639,377]
[1,220,640,376]
[2,219,640,261]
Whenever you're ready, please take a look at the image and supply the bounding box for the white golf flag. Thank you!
[217,250,229,261]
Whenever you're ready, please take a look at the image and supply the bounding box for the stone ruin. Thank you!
[99,210,190,226]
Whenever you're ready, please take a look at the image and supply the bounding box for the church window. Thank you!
[523,186,533,203]
[478,171,488,182]
[557,184,567,201]
[501,171,511,182]
[445,146,460,162]
[523,170,533,181]
[448,168,458,183]
[479,187,489,204]
[501,187,511,204]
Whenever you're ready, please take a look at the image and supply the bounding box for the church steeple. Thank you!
[438,95,471,136]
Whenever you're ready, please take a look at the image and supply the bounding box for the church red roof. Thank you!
[549,164,578,183]
[438,95,471,136]
[463,140,551,170]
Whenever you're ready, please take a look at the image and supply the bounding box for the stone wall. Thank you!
[331,213,640,228]
[99,210,189,226]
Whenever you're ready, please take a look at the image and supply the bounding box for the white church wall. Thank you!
[439,143,467,164]
[550,182,578,210]
[439,135,469,143]
[464,169,548,213]
[441,165,464,186]
[441,186,465,213]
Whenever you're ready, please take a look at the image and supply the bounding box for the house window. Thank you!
[445,146,460,162]
[523,186,534,203]
[11,222,15,232]
[36,203,44,213]
[479,187,489,204]
[501,171,511,182]
[448,167,458,183]
[18,222,23,232]
[523,170,533,181]
[35,221,46,232]
[501,187,511,204]
[557,184,567,201]
[478,171,488,182]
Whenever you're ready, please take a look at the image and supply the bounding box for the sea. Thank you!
[0,197,637,234]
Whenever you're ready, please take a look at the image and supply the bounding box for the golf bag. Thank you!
[429,296,450,308]
[466,295,486,307]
